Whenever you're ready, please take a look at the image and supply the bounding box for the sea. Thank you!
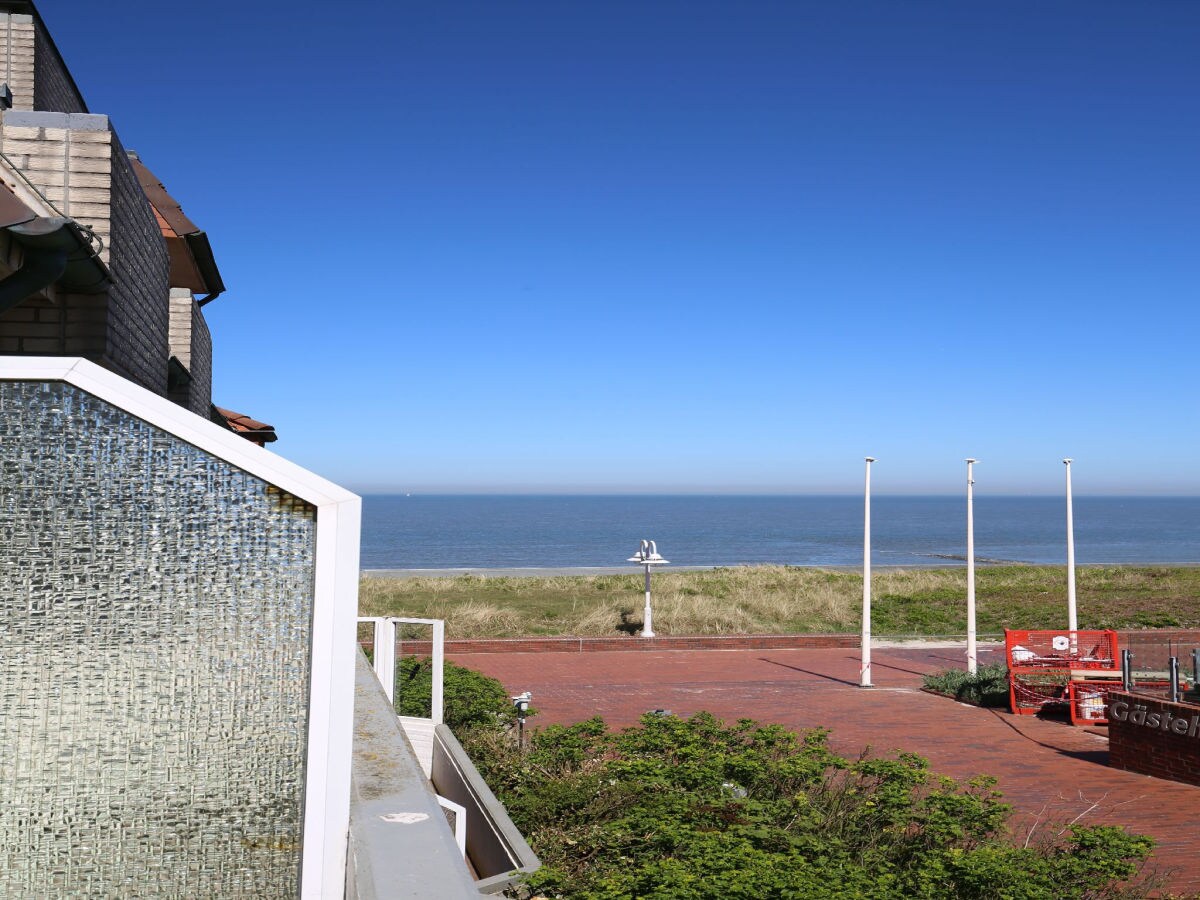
[359,495,1200,571]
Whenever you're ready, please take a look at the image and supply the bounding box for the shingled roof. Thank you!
[215,406,278,445]
[130,154,225,302]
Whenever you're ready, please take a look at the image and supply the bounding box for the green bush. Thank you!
[419,661,1156,897]
[922,662,1011,707]
[395,657,525,732]
[462,712,1155,899]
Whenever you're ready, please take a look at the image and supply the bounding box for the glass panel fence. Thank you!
[0,381,316,898]
[1122,632,1199,702]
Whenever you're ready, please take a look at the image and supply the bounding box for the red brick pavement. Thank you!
[451,644,1200,895]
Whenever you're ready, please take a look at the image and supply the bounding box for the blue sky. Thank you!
[45,1,1200,495]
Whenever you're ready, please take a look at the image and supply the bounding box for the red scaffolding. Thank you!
[1005,629,1121,723]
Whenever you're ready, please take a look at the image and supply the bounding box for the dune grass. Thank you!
[358,565,1200,640]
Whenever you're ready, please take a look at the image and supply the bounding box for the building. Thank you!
[0,0,268,437]
[0,3,532,895]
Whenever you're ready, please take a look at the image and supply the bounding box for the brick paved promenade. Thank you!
[452,644,1200,894]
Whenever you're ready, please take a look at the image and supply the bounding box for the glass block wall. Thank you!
[0,381,317,898]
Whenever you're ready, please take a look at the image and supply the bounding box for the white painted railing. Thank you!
[360,616,445,724]
[359,617,448,812]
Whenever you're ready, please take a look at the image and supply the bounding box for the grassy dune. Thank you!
[358,565,1200,639]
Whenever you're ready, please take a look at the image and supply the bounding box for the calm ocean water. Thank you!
[359,495,1200,570]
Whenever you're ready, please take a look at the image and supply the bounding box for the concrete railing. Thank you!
[431,725,541,894]
[353,618,541,895]
[346,651,479,899]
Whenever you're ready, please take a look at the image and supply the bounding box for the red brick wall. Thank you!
[373,629,1200,657]
[1107,691,1200,787]
[1118,629,1200,645]
[381,634,861,655]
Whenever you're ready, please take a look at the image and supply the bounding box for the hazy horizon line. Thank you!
[353,490,1200,499]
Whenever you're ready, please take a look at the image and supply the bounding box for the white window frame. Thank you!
[0,357,361,899]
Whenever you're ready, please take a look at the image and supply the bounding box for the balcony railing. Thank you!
[357,616,540,894]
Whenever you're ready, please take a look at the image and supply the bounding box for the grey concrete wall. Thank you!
[432,725,540,893]
[348,651,480,899]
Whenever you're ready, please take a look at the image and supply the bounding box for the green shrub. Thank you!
[420,661,1155,897]
[462,712,1156,899]
[923,662,1011,707]
[395,657,525,732]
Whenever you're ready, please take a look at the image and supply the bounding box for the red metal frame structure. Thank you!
[1005,629,1120,721]
[1068,679,1117,725]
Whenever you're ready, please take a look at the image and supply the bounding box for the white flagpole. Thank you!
[861,457,876,688]
[1064,458,1077,635]
[966,458,977,675]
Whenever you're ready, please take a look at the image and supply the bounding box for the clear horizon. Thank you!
[44,1,1200,495]
[356,494,1200,569]
[354,489,1200,498]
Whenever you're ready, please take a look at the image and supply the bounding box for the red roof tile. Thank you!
[216,406,278,444]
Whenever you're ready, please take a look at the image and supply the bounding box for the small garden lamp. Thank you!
[512,690,532,750]
[627,539,669,638]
